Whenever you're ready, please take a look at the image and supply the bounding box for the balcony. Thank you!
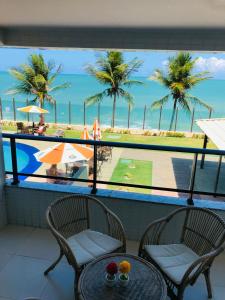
[1,134,225,299]
[0,225,224,300]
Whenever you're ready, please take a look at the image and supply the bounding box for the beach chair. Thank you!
[54,129,65,138]
[16,122,30,134]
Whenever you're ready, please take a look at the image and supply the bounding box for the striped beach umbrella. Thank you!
[93,119,101,140]
[17,105,49,114]
[81,126,92,147]
[34,143,93,164]
[81,126,91,140]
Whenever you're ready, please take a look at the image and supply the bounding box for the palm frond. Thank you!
[95,71,114,85]
[49,82,71,92]
[9,69,26,81]
[125,58,143,77]
[123,79,144,86]
[85,90,108,106]
[118,88,135,107]
[7,54,69,103]
[48,64,62,84]
[45,94,56,104]
[151,94,170,110]
[150,69,170,87]
[177,97,191,114]
[186,94,213,111]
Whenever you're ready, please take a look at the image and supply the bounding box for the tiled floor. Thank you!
[0,225,224,300]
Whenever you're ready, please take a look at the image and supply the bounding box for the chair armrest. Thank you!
[182,246,224,285]
[138,217,169,255]
[105,208,126,252]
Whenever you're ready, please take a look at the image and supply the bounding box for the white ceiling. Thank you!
[1,0,225,28]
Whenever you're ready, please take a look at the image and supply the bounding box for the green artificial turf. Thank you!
[109,158,152,194]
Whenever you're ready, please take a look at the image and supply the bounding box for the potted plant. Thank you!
[118,260,131,287]
[105,262,118,287]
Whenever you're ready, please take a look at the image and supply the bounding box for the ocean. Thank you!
[0,71,225,132]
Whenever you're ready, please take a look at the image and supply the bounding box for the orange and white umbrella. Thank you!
[81,126,91,140]
[93,119,101,140]
[81,126,92,147]
[34,143,93,164]
[17,105,49,114]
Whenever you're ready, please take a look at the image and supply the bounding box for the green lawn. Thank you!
[2,124,216,149]
[109,159,152,194]
[103,133,215,149]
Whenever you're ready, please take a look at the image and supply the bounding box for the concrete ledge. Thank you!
[5,179,225,211]
[5,180,225,240]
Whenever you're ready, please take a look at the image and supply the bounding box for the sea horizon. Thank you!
[0,71,225,132]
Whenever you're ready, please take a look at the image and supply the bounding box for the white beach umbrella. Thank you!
[17,105,49,114]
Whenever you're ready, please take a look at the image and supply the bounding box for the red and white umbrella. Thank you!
[81,126,93,147]
[81,126,91,140]
[34,143,93,164]
[93,119,101,140]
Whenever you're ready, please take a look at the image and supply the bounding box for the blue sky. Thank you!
[1,47,225,79]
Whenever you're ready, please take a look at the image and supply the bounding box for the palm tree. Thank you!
[150,52,212,131]
[7,54,70,120]
[85,51,143,128]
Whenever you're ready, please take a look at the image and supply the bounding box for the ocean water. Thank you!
[0,71,225,132]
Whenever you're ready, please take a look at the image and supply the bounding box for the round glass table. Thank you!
[78,253,167,300]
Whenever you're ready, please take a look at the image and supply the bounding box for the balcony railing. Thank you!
[2,133,225,205]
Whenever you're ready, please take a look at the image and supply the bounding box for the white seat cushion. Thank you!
[67,229,122,266]
[145,244,199,284]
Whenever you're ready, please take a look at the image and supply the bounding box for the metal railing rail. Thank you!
[3,133,225,205]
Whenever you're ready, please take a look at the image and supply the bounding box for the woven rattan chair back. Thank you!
[181,207,225,256]
[49,194,90,239]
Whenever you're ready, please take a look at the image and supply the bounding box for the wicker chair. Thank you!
[138,207,225,300]
[44,194,126,294]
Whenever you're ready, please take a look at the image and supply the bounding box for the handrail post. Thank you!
[91,144,97,194]
[187,153,198,205]
[214,155,222,195]
[10,137,19,185]
[200,135,208,169]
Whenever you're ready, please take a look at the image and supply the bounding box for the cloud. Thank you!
[162,60,168,66]
[195,57,225,74]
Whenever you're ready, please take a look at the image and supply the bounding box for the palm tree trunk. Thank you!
[169,98,177,131]
[39,97,44,125]
[112,94,116,128]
